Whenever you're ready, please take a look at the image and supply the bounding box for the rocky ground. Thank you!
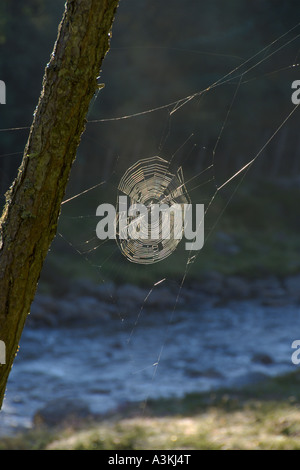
[29,271,300,328]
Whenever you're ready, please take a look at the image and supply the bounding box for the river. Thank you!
[0,297,299,436]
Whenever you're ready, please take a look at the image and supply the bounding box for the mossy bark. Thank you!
[0,0,120,408]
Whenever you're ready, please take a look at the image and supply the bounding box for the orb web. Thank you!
[116,156,191,264]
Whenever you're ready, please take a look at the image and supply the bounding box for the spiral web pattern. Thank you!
[116,156,191,264]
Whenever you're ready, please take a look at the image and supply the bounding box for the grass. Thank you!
[39,178,300,290]
[2,369,300,450]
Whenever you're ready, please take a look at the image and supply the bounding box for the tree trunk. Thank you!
[0,0,120,408]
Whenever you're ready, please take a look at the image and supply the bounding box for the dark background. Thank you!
[0,0,300,287]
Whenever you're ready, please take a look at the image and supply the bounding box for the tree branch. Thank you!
[0,0,120,408]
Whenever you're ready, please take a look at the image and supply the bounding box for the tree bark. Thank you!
[0,0,120,408]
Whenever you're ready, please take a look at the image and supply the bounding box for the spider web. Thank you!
[55,22,300,410]
[1,16,300,423]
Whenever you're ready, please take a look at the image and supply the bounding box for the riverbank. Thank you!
[29,271,300,328]
[1,283,300,440]
[2,368,300,450]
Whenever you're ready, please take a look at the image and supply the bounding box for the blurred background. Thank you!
[1,0,300,284]
[1,0,300,449]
